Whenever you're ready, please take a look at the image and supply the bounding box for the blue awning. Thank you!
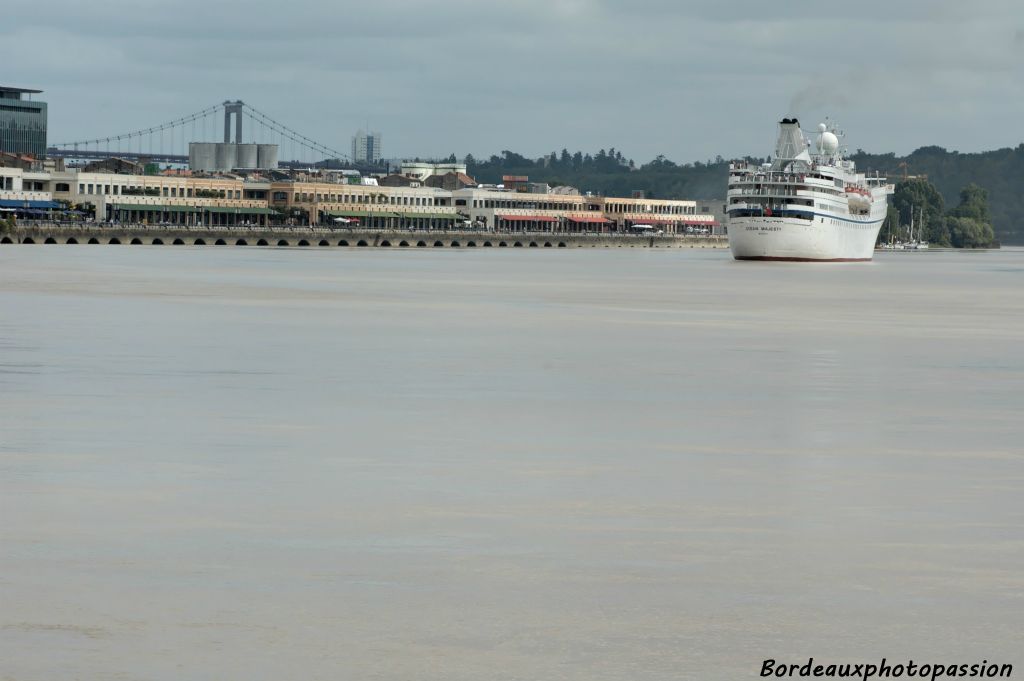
[0,199,62,209]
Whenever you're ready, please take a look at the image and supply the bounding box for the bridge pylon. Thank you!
[223,100,244,144]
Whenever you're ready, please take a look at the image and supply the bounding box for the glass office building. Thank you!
[1,86,48,158]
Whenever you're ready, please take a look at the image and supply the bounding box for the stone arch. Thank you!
[172,238,184,245]
[543,242,552,248]
[528,241,538,248]
[380,240,391,247]
[235,239,248,246]
[399,240,410,247]
[416,240,427,247]
[215,238,227,246]
[108,237,121,245]
[337,239,349,246]
[0,236,12,244]
[257,238,269,246]
[318,239,329,246]
[297,239,310,247]
[498,241,508,247]
[129,237,142,245]
[44,237,58,244]
[357,240,368,247]
[22,237,36,244]
[277,239,289,246]
[466,241,476,247]
[450,241,460,248]
[193,238,205,246]
[483,241,493,247]
[513,242,523,248]
[557,242,567,248]
[152,238,164,245]
[433,241,444,247]
[66,237,79,244]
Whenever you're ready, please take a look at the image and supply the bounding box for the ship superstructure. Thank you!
[726,118,893,261]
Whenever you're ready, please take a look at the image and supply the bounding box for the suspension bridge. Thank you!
[47,101,371,169]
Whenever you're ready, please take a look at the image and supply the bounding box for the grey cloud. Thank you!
[3,0,1024,163]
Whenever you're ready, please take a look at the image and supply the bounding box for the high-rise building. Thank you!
[351,129,382,164]
[0,86,47,158]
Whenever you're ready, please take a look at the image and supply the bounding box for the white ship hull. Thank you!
[728,215,884,261]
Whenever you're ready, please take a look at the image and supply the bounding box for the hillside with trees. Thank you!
[882,179,996,248]
[459,143,1024,244]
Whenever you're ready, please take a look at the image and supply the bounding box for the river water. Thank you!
[1,246,1022,680]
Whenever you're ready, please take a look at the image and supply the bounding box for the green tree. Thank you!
[948,183,991,223]
[890,178,947,245]
[945,184,995,247]
[946,216,995,248]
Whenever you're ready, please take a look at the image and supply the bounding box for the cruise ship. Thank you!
[726,118,894,261]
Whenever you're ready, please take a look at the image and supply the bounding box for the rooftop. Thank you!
[0,86,44,94]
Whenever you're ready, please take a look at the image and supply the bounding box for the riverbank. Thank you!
[0,223,727,249]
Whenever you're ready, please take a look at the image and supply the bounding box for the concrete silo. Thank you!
[214,143,237,172]
[257,144,279,169]
[235,143,258,169]
[189,143,218,172]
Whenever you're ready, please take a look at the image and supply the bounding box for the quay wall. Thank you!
[1,224,728,249]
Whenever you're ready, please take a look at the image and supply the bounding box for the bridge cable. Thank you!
[52,103,223,149]
[241,103,352,162]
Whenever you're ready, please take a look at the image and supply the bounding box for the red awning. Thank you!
[566,216,612,224]
[497,214,558,222]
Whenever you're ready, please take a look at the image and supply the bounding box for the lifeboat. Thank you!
[845,185,871,212]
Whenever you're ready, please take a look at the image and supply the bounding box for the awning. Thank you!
[497,214,558,223]
[566,216,611,224]
[113,203,203,213]
[325,210,401,218]
[113,203,165,211]
[401,212,464,220]
[0,199,61,209]
[203,206,276,215]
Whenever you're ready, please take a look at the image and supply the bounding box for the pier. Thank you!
[1,224,727,249]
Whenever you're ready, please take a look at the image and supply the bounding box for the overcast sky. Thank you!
[3,0,1022,164]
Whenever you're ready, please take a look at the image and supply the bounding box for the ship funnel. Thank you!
[773,118,811,168]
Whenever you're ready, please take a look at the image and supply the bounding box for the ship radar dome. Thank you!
[819,131,839,154]
[817,123,827,132]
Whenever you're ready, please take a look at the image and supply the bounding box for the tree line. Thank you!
[444,150,739,202]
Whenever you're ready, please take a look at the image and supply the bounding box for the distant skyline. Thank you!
[3,0,1023,164]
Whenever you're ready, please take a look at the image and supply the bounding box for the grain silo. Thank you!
[235,143,258,169]
[189,143,218,172]
[257,144,279,169]
[214,143,237,172]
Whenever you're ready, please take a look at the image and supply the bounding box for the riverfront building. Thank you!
[453,188,720,234]
[400,161,467,181]
[0,86,48,158]
[1,164,718,232]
